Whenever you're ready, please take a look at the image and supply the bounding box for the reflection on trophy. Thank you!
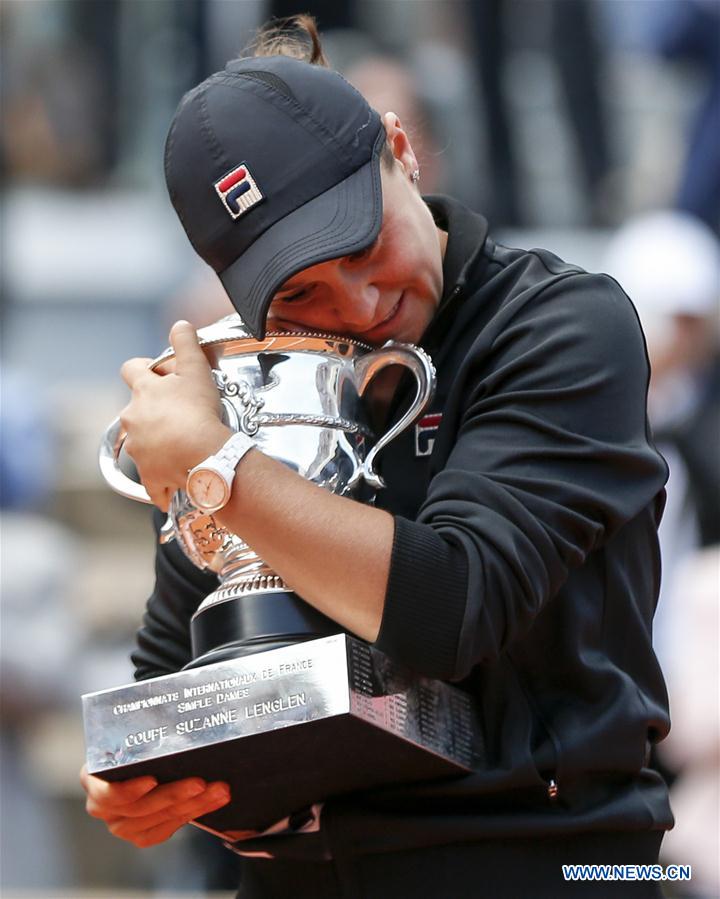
[84,314,483,839]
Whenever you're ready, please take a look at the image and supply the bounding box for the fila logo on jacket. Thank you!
[415,413,442,457]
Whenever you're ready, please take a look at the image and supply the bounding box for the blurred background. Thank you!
[1,1,718,897]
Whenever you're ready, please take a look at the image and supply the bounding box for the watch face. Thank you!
[186,468,228,511]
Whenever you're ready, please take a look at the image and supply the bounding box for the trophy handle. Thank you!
[354,341,436,490]
[98,417,153,504]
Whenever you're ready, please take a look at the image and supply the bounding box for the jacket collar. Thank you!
[425,194,489,304]
[421,195,490,349]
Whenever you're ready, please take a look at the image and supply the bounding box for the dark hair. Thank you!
[246,15,395,170]
[248,14,329,66]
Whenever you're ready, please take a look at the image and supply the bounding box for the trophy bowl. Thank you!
[99,314,436,668]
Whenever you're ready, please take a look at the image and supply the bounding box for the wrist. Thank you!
[190,421,233,467]
[185,428,255,514]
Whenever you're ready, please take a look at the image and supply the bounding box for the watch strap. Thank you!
[213,431,256,473]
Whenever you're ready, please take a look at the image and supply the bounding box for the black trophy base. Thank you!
[83,635,482,836]
[187,589,340,668]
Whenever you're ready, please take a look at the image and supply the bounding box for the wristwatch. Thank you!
[185,431,255,513]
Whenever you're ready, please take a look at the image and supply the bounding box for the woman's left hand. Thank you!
[119,320,231,510]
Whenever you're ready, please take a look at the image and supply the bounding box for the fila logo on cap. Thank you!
[214,163,263,219]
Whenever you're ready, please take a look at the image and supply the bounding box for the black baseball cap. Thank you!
[164,55,385,339]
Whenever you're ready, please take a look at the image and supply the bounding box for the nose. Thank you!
[334,278,381,330]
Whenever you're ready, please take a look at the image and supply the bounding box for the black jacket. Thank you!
[133,196,673,857]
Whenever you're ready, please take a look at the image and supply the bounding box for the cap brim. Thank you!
[218,148,383,339]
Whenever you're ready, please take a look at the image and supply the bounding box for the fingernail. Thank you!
[209,783,230,800]
[185,780,206,797]
[133,776,157,793]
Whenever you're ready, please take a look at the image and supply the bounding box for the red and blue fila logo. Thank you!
[415,412,442,457]
[214,163,263,220]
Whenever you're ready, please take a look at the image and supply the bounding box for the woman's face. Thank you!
[267,158,447,346]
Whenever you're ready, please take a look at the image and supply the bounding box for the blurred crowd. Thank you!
[1,1,718,896]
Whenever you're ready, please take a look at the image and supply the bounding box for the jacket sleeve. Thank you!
[373,273,668,681]
[131,507,219,680]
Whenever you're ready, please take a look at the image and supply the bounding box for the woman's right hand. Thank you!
[80,763,231,848]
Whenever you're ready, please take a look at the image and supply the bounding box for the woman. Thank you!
[82,17,673,898]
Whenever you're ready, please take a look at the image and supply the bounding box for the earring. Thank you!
[411,169,420,184]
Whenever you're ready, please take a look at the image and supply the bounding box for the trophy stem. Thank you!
[187,588,341,670]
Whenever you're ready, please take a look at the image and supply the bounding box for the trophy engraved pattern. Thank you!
[255,412,371,434]
[207,574,289,605]
[213,371,264,435]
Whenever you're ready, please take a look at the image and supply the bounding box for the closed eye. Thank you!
[275,284,314,304]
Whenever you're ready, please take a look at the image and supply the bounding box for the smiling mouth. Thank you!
[364,295,403,334]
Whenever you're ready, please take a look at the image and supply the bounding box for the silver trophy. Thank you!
[84,314,483,838]
[99,314,436,667]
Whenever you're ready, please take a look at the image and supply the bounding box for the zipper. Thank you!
[508,655,563,802]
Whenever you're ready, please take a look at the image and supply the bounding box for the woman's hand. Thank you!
[80,763,231,848]
[119,320,231,510]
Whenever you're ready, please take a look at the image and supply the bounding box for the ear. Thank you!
[382,111,419,181]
